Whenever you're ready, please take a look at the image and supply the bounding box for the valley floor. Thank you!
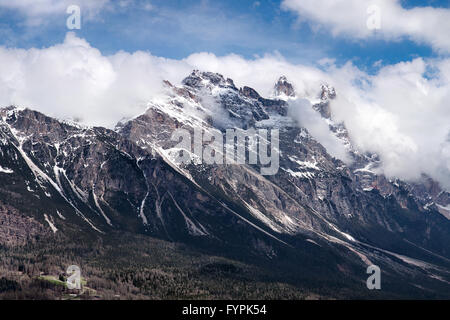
[1,231,448,300]
[0,232,322,300]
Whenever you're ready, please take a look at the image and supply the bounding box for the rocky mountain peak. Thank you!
[274,76,295,97]
[312,84,337,120]
[239,86,261,99]
[320,84,336,101]
[182,70,237,91]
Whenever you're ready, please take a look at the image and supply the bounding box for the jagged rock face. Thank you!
[0,106,307,248]
[320,84,336,101]
[0,107,153,234]
[274,76,295,97]
[1,71,450,297]
[119,71,450,254]
[239,86,261,99]
[182,70,237,91]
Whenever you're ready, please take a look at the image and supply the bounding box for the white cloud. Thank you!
[0,32,190,127]
[281,0,450,53]
[0,33,448,189]
[328,58,450,189]
[288,98,352,162]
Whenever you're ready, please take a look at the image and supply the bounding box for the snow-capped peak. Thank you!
[182,70,237,91]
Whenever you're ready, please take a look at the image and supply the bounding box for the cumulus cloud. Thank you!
[329,58,450,189]
[281,0,450,53]
[0,32,190,127]
[0,33,448,189]
[288,98,352,162]
[0,34,330,126]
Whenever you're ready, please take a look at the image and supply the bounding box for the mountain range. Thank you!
[0,70,449,299]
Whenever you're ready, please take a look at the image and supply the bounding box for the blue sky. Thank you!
[0,0,447,73]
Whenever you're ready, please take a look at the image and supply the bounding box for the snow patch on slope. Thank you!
[0,165,13,173]
[44,214,58,233]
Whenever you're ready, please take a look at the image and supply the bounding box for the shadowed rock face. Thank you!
[240,86,261,99]
[1,71,450,298]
